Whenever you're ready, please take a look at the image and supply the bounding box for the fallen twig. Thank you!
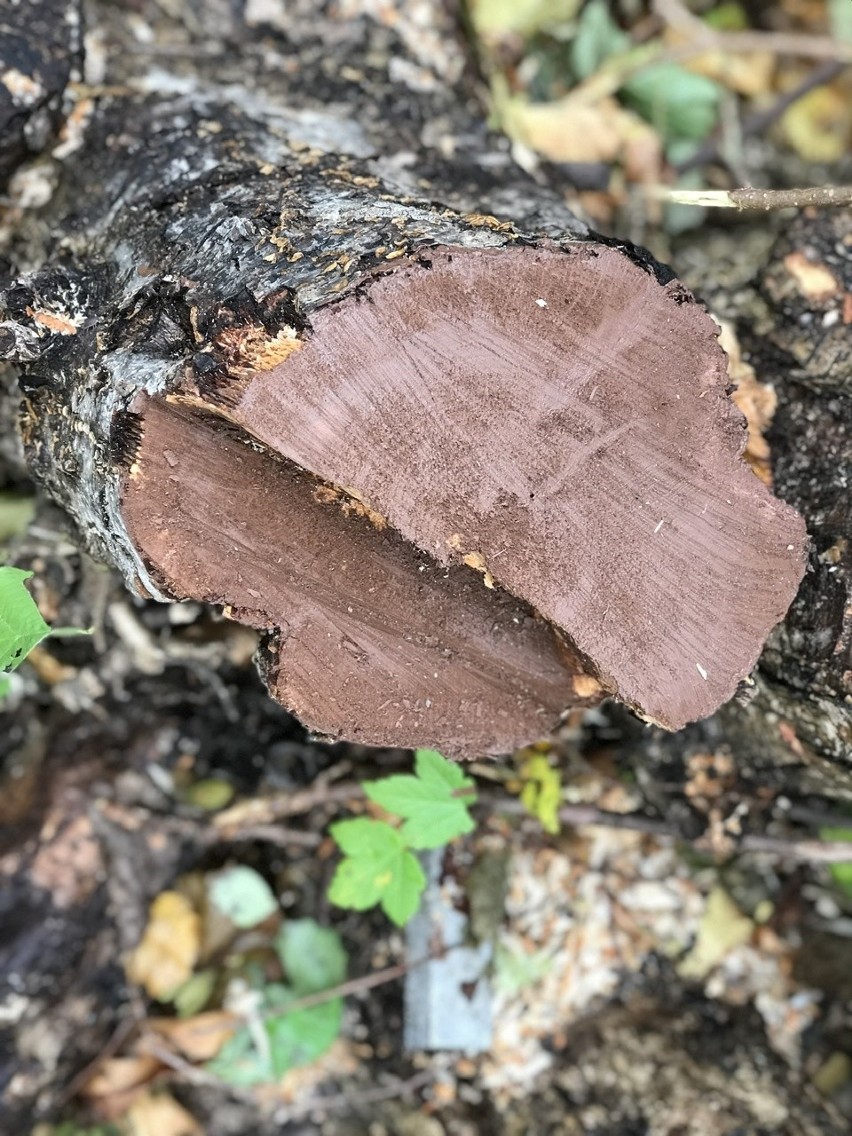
[647,185,852,210]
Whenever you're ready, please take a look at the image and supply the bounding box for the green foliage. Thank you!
[328,817,427,926]
[820,826,852,897]
[172,969,217,1018]
[621,63,722,143]
[277,919,348,995]
[328,749,477,926]
[209,865,278,928]
[829,0,852,42]
[0,566,89,696]
[364,748,477,849]
[518,753,562,835]
[570,0,628,80]
[209,918,346,1085]
[0,567,52,673]
[471,0,582,38]
[0,491,35,543]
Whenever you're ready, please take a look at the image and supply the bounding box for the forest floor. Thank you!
[2,1,852,1134]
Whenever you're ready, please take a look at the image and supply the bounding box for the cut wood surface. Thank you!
[0,0,809,754]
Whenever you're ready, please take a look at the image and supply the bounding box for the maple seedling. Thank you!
[328,749,478,926]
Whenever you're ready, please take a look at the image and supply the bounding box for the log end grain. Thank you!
[122,241,807,752]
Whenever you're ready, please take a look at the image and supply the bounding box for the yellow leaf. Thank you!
[125,891,201,1000]
[678,886,753,980]
[781,85,852,164]
[470,0,582,39]
[518,754,562,834]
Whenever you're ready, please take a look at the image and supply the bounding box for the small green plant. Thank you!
[208,918,348,1086]
[328,748,477,926]
[0,565,88,696]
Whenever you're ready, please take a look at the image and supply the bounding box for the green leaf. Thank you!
[364,749,477,850]
[703,1,748,30]
[172,969,217,1018]
[621,63,722,142]
[267,998,343,1073]
[571,0,629,81]
[829,0,852,42]
[276,919,347,995]
[820,826,852,897]
[208,981,343,1085]
[208,865,278,928]
[328,818,427,926]
[0,492,35,544]
[0,567,51,672]
[381,848,427,926]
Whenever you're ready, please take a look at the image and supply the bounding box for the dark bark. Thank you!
[0,3,849,1128]
[0,0,82,189]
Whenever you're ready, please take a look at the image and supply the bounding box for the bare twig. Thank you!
[212,781,364,836]
[260,951,444,1020]
[495,797,852,863]
[204,823,322,848]
[647,185,852,210]
[676,60,848,174]
[280,1068,434,1120]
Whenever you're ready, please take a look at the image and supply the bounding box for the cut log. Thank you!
[0,3,808,755]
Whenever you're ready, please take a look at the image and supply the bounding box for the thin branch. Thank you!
[279,1068,434,1120]
[495,796,852,863]
[260,951,443,1020]
[646,185,852,210]
[675,60,848,174]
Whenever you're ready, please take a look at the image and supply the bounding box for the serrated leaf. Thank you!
[364,749,477,850]
[381,849,427,926]
[0,567,50,672]
[276,919,347,995]
[208,865,278,928]
[328,818,427,926]
[621,63,722,142]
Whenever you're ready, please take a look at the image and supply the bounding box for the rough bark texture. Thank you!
[0,4,850,1125]
[0,0,82,189]
[0,0,808,753]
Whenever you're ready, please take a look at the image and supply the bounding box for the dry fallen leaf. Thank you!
[501,90,660,169]
[126,890,201,1000]
[678,886,754,980]
[780,83,852,164]
[125,1091,203,1136]
[147,1011,239,1062]
[81,1054,162,1100]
